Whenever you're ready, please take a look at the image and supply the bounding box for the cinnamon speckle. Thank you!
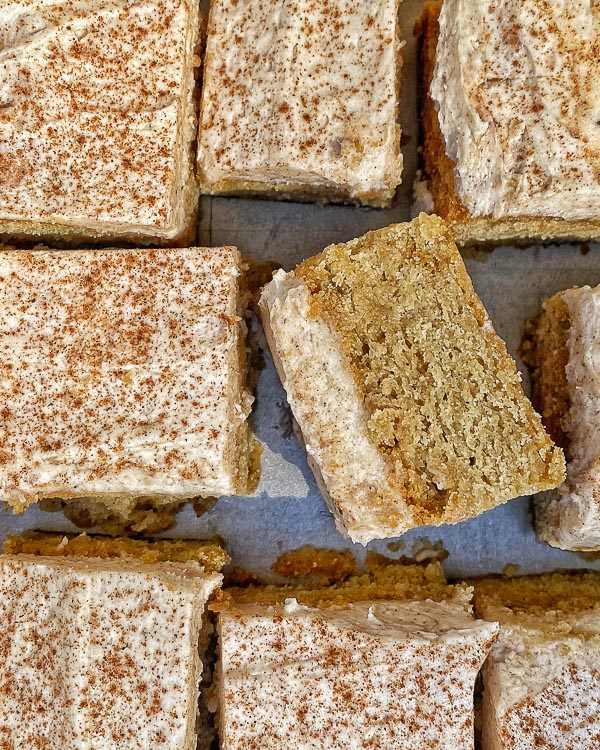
[0,246,252,509]
[0,555,220,747]
[0,0,199,238]
[197,0,403,204]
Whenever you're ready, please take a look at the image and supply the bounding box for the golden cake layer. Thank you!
[227,555,472,610]
[3,531,229,574]
[260,213,564,544]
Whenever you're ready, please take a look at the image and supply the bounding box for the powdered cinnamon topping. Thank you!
[0,554,221,749]
[0,246,253,510]
[477,575,600,750]
[218,599,498,749]
[0,0,199,239]
[197,0,403,204]
[431,0,600,221]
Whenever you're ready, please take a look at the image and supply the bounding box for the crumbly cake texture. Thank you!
[0,246,256,516]
[3,531,229,574]
[0,0,201,246]
[260,214,564,544]
[521,295,571,451]
[217,597,498,750]
[472,570,600,617]
[0,552,223,749]
[40,495,189,537]
[227,556,473,610]
[473,573,600,750]
[197,0,403,207]
[523,286,600,550]
[416,1,600,246]
[271,546,359,585]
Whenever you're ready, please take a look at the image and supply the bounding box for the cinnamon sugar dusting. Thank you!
[477,574,600,749]
[218,599,498,749]
[0,554,221,749]
[0,0,199,239]
[197,0,403,204]
[431,0,600,221]
[0,246,253,510]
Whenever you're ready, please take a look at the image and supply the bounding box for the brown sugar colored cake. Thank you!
[217,558,498,750]
[3,530,229,573]
[197,0,403,207]
[228,553,471,610]
[523,285,600,550]
[260,213,565,544]
[473,572,600,750]
[0,0,200,246]
[0,246,257,531]
[416,1,600,246]
[0,533,227,749]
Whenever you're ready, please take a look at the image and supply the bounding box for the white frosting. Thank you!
[431,0,600,221]
[218,599,498,749]
[536,286,600,549]
[0,0,198,239]
[305,599,493,641]
[411,175,435,218]
[282,597,311,615]
[0,247,253,510]
[260,270,413,545]
[0,554,221,749]
[563,288,600,477]
[482,605,600,749]
[198,0,403,202]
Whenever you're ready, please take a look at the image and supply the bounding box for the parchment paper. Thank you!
[2,0,599,581]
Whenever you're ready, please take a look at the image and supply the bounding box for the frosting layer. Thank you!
[431,0,600,221]
[219,599,498,750]
[0,0,198,238]
[0,247,253,509]
[260,271,411,544]
[198,0,403,203]
[0,554,221,749]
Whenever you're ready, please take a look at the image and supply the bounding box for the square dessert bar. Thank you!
[218,560,498,750]
[0,0,200,245]
[197,0,403,207]
[416,1,600,246]
[260,213,564,544]
[473,572,600,750]
[523,285,600,550]
[0,533,227,750]
[0,246,256,526]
